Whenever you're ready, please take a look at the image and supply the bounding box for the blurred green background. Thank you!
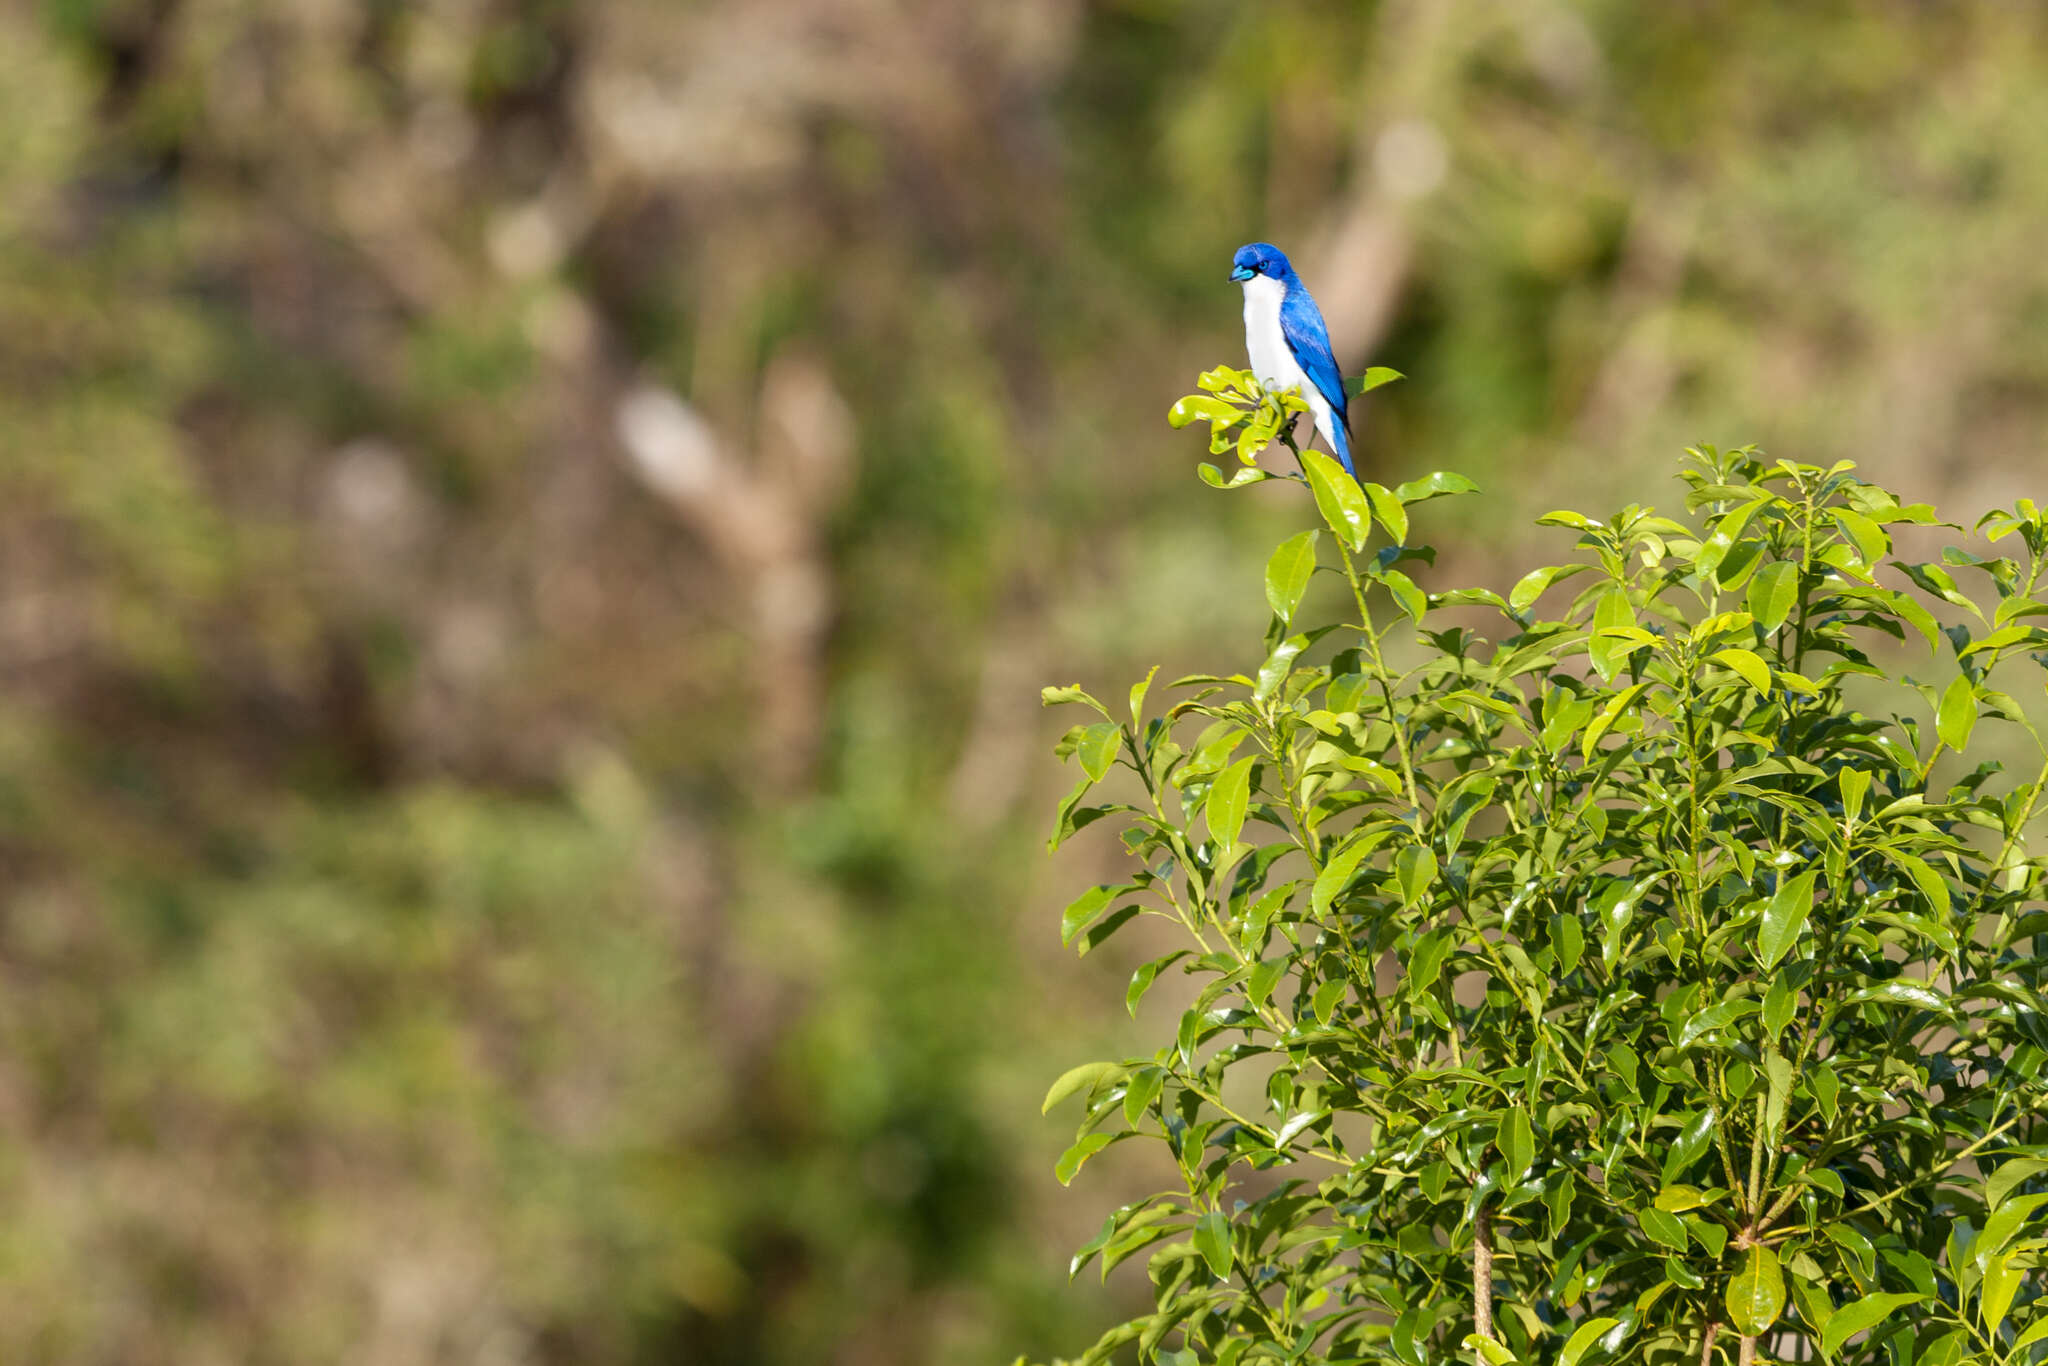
[3,1,2047,1361]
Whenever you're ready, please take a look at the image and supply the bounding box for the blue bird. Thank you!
[1229,242,1352,474]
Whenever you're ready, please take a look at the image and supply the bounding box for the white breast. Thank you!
[1240,275,1304,393]
[1240,274,1338,454]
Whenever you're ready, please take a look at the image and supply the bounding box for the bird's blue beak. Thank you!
[1229,265,1255,282]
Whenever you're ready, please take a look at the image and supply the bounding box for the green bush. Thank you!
[1034,371,2048,1365]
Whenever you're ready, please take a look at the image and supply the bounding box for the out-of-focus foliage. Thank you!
[4,0,2048,1361]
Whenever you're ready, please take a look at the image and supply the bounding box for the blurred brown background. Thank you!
[3,1,2046,1362]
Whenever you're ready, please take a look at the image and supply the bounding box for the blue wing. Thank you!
[1278,285,1353,470]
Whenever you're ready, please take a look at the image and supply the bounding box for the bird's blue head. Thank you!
[1229,242,1292,283]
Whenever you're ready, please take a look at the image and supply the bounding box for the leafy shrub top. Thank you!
[1036,370,2048,1366]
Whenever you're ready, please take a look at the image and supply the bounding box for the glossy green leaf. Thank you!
[1077,722,1121,781]
[1207,755,1253,850]
[1312,838,1373,917]
[1747,560,1800,632]
[1348,366,1406,396]
[1755,869,1819,969]
[1394,469,1479,503]
[1760,973,1797,1042]
[1301,449,1370,551]
[1363,482,1408,544]
[1637,1206,1687,1251]
[1122,1067,1163,1129]
[1556,1317,1621,1366]
[1980,1253,2021,1333]
[1245,956,1288,1008]
[1495,1106,1535,1177]
[1062,885,1118,945]
[1818,1292,1921,1359]
[1407,929,1454,994]
[1508,563,1590,614]
[1937,672,1978,752]
[1845,979,1946,1012]
[1677,998,1759,1049]
[1255,632,1309,700]
[1394,844,1438,908]
[1726,1245,1785,1335]
[1463,1334,1518,1366]
[1660,1108,1717,1185]
[1193,1211,1232,1278]
[1055,1132,1116,1185]
[1265,530,1320,623]
[1713,646,1772,695]
[1044,1061,1124,1114]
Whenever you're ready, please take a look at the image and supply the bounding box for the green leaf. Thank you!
[1313,838,1373,917]
[1980,1253,2021,1333]
[1122,1067,1163,1129]
[1582,682,1651,759]
[1395,469,1480,503]
[1763,1047,1793,1144]
[1265,530,1320,623]
[1712,647,1773,696]
[1937,672,1978,752]
[1042,683,1111,715]
[1976,1191,2048,1263]
[1697,496,1773,579]
[1255,632,1309,700]
[1076,905,1139,956]
[1556,1317,1621,1366]
[1845,979,1946,1013]
[1197,461,1273,489]
[1638,1206,1689,1251]
[1761,974,1797,1043]
[1245,956,1289,1009]
[1823,1223,1875,1278]
[1548,1171,1577,1236]
[1818,1292,1921,1360]
[1381,568,1427,624]
[1495,1106,1535,1177]
[1812,1065,1839,1124]
[1587,588,1638,682]
[1407,929,1454,994]
[1348,366,1406,396]
[1726,1245,1786,1335]
[1508,563,1591,614]
[1076,722,1121,781]
[1168,394,1240,429]
[1880,849,1951,918]
[1987,1157,2048,1211]
[1193,1210,1232,1278]
[2013,1318,2048,1352]
[1748,560,1801,632]
[1363,482,1409,544]
[1207,756,1254,850]
[1126,952,1184,1018]
[1660,1107,1718,1186]
[1055,1131,1116,1185]
[1061,886,1118,945]
[1128,665,1158,722]
[1044,1061,1124,1114]
[1552,913,1585,977]
[1677,998,1759,1049]
[1394,844,1438,908]
[1755,869,1819,969]
[1463,1335,1519,1366]
[1302,449,1370,551]
[1839,766,1870,825]
[1832,506,1889,563]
